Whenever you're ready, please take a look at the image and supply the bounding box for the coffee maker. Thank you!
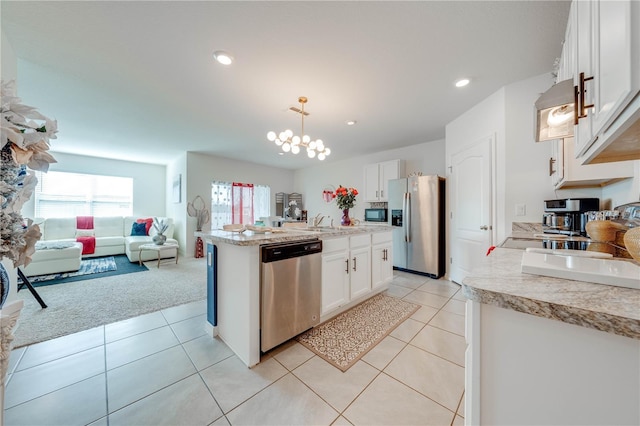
[542,198,599,236]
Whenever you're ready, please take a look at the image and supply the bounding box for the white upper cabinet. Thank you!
[572,0,640,163]
[550,2,635,189]
[363,160,404,202]
[551,137,633,189]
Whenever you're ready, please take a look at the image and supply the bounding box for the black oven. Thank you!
[364,208,388,222]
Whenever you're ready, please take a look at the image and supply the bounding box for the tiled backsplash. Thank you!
[512,222,542,233]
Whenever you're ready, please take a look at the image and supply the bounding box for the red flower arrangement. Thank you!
[335,186,358,210]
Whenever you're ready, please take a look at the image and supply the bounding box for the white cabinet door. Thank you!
[349,245,371,299]
[575,0,639,156]
[321,250,349,315]
[372,242,393,291]
[591,0,636,135]
[550,139,564,187]
[378,160,400,201]
[363,163,380,202]
[363,160,404,202]
[553,137,634,188]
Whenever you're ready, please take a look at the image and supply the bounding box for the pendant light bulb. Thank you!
[267,96,330,161]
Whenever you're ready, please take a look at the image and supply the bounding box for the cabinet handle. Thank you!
[384,249,388,261]
[549,157,556,176]
[578,72,594,121]
[376,190,379,198]
[380,190,384,198]
[353,257,357,271]
[345,259,349,274]
[574,84,580,125]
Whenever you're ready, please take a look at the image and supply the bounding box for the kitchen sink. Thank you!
[298,227,338,232]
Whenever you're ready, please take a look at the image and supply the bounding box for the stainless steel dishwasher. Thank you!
[260,239,322,352]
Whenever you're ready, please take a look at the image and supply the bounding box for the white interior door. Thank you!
[449,136,494,284]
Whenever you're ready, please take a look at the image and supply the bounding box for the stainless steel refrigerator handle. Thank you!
[402,193,408,242]
[405,192,411,243]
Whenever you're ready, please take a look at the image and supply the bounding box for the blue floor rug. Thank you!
[26,255,148,287]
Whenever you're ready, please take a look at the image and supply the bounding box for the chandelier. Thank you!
[267,97,331,160]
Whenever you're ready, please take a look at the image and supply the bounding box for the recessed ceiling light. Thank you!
[213,50,233,65]
[455,78,470,88]
[346,120,357,126]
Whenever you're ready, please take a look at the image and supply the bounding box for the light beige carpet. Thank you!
[297,293,420,371]
[13,257,207,348]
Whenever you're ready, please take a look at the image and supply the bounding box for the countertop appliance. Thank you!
[542,198,599,236]
[260,239,322,352]
[364,208,387,222]
[388,175,445,278]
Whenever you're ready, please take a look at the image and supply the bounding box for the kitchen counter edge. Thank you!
[195,225,392,246]
[461,247,640,340]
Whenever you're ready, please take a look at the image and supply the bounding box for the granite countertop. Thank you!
[462,247,640,340]
[195,225,392,246]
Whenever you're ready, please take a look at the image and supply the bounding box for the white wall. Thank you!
[601,162,640,207]
[1,29,17,81]
[294,140,446,224]
[182,152,296,257]
[20,152,166,220]
[504,73,565,230]
[167,153,188,255]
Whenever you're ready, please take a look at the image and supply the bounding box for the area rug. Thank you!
[26,255,148,287]
[14,257,206,348]
[297,293,420,372]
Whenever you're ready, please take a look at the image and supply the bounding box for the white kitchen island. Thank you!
[196,225,392,368]
[462,247,640,426]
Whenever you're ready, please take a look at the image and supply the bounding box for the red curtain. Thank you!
[232,182,254,224]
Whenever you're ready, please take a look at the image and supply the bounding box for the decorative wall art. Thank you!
[172,174,181,203]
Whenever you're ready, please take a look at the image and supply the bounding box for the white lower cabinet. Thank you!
[321,232,392,317]
[465,300,640,425]
[372,232,393,291]
[348,235,371,299]
[321,238,350,315]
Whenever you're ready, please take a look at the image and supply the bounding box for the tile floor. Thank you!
[4,271,466,426]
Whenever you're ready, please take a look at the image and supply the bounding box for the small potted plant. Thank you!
[152,217,169,245]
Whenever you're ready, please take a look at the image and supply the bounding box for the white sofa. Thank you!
[21,216,178,277]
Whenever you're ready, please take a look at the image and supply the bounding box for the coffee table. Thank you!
[138,243,179,268]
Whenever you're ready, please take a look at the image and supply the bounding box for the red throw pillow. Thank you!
[136,218,153,235]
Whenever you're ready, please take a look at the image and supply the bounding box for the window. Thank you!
[34,171,133,218]
[211,181,270,229]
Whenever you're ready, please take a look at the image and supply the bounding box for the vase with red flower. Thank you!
[341,209,351,226]
[335,185,358,226]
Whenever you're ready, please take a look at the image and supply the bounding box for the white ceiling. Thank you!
[2,1,571,170]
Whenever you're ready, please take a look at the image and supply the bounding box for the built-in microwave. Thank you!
[364,208,388,222]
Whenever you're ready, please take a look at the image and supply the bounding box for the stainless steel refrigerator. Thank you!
[388,175,445,278]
